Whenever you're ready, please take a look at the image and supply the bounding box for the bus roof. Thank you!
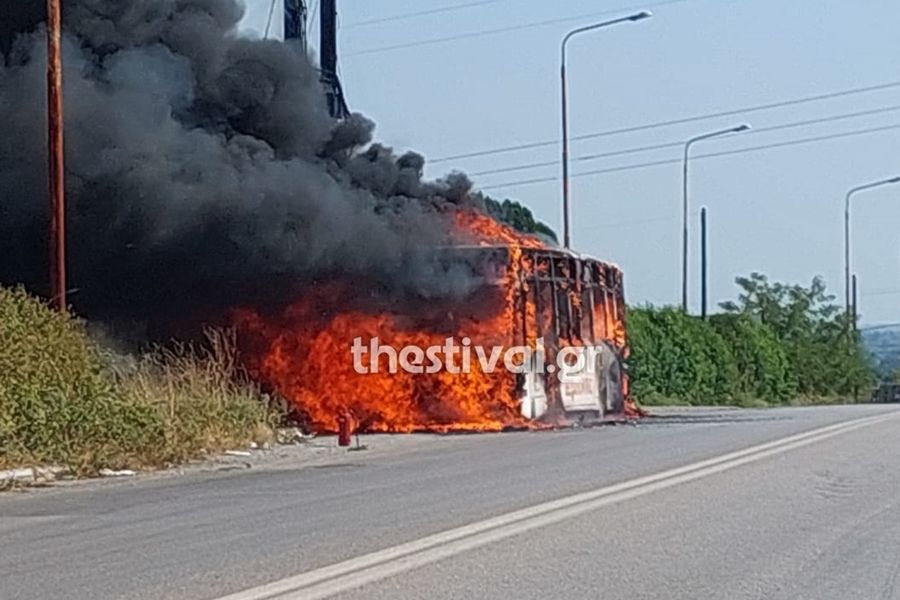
[440,244,622,272]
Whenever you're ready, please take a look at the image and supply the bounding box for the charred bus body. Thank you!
[445,244,630,424]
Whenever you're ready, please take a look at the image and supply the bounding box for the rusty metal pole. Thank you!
[47,0,66,312]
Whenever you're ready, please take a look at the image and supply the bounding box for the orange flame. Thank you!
[234,210,542,433]
[235,302,526,432]
[233,208,640,432]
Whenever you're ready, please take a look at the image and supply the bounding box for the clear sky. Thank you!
[239,0,900,326]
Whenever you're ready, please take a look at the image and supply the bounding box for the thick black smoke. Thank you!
[0,0,486,337]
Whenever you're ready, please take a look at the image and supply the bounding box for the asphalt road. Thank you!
[2,404,900,600]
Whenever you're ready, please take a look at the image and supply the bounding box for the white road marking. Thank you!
[215,412,896,600]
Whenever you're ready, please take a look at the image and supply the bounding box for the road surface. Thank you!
[2,404,900,599]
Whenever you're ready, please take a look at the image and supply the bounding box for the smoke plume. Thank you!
[0,0,488,337]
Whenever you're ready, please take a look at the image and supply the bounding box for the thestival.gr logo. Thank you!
[350,337,604,382]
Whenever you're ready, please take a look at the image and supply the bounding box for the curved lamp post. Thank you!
[560,10,652,249]
[681,124,750,312]
[844,176,900,324]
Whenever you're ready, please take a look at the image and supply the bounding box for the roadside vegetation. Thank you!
[628,273,875,407]
[0,286,279,475]
[0,271,877,474]
[481,195,559,242]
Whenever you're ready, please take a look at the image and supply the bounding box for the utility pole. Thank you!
[284,0,308,51]
[852,274,858,332]
[700,207,708,320]
[320,0,349,119]
[682,124,750,312]
[46,0,66,312]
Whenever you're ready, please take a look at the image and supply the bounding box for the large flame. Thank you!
[452,211,546,250]
[235,301,526,432]
[234,209,638,432]
[234,210,541,432]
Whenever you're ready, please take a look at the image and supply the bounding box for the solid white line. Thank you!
[215,412,896,600]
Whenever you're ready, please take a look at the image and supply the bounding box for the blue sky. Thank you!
[239,0,900,325]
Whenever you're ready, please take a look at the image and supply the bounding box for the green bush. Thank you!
[628,307,738,405]
[0,287,277,474]
[710,314,797,404]
[628,273,876,408]
[0,287,164,471]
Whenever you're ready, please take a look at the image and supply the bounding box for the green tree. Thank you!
[719,273,874,397]
[480,196,558,242]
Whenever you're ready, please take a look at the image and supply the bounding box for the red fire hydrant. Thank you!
[337,411,352,447]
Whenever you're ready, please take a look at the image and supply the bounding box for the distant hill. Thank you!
[863,325,900,379]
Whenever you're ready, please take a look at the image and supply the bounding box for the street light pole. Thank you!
[560,10,651,250]
[46,0,66,312]
[681,124,750,313]
[844,176,900,323]
[700,206,708,320]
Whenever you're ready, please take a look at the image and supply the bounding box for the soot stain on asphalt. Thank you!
[308,463,367,471]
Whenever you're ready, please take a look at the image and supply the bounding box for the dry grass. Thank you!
[0,287,280,475]
[112,329,279,465]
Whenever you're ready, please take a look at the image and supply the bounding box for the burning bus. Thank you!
[235,210,631,433]
[437,243,629,423]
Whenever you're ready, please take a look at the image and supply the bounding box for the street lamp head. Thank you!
[733,124,751,132]
[629,11,653,21]
[889,176,900,184]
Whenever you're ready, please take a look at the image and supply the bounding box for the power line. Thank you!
[480,122,900,190]
[469,103,900,177]
[863,289,900,297]
[344,0,686,57]
[264,0,278,39]
[342,1,509,29]
[595,211,699,229]
[432,79,900,164]
[861,322,900,331]
[308,0,319,39]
